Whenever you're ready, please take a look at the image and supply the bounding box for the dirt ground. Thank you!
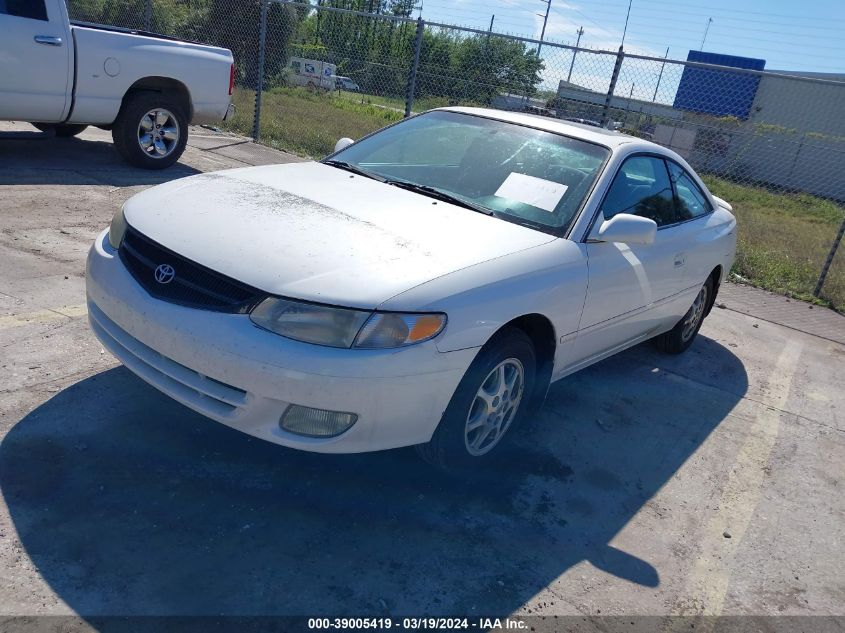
[0,123,843,626]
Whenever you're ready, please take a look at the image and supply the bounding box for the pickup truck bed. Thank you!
[0,0,234,168]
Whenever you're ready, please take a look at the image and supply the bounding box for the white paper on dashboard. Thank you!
[494,172,568,213]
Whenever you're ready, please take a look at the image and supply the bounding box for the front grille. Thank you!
[119,227,266,313]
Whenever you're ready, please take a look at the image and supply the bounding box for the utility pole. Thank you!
[566,26,584,83]
[537,0,551,58]
[620,0,632,48]
[652,46,669,102]
[486,14,494,44]
[700,17,713,51]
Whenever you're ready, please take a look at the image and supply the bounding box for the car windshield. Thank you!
[327,110,610,232]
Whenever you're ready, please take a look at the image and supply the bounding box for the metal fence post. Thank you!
[143,0,152,31]
[404,18,424,118]
[601,46,624,128]
[252,0,269,142]
[814,217,845,298]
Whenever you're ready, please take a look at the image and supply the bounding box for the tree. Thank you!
[449,36,544,104]
[205,0,307,87]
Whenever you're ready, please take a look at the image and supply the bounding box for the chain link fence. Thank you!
[65,0,845,311]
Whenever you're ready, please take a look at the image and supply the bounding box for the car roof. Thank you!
[436,106,649,150]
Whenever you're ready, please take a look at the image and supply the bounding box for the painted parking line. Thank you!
[0,304,88,330]
[677,339,803,616]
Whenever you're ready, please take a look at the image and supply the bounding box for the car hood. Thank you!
[122,162,556,308]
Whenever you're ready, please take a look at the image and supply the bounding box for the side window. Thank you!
[601,156,676,227]
[668,162,713,221]
[0,0,48,20]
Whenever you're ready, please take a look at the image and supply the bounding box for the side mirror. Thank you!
[596,213,657,245]
[334,137,354,153]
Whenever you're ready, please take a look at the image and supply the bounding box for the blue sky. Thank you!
[417,0,845,74]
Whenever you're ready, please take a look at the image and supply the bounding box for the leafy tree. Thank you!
[205,0,308,87]
[65,0,544,103]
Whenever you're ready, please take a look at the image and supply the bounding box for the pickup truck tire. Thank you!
[112,91,188,169]
[31,123,89,138]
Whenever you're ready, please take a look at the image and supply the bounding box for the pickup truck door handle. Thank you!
[34,35,63,46]
[674,253,687,267]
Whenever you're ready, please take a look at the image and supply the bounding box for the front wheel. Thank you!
[32,123,88,137]
[111,91,188,169]
[416,328,536,471]
[654,277,713,354]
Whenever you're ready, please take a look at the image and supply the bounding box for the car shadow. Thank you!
[0,336,747,617]
[0,134,199,187]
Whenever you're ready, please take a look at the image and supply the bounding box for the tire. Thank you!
[31,123,88,137]
[111,91,188,169]
[416,328,536,472]
[654,277,714,354]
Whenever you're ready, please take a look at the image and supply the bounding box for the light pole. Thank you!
[566,26,584,83]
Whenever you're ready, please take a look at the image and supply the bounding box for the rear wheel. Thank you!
[654,277,713,354]
[32,123,88,137]
[112,91,188,169]
[416,328,536,471]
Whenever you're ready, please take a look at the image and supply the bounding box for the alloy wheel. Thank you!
[464,358,525,456]
[137,109,180,159]
[681,285,709,342]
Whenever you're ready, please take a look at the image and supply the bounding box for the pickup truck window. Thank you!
[0,0,48,20]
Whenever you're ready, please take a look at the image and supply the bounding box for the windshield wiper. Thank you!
[323,159,386,182]
[385,180,492,215]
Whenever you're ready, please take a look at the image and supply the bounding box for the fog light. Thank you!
[279,405,358,438]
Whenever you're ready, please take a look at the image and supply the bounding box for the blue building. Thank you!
[673,51,766,119]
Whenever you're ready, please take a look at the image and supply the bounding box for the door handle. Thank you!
[674,253,686,267]
[34,35,63,46]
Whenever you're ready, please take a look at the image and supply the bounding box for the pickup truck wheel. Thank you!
[415,328,536,472]
[112,92,188,169]
[31,123,88,138]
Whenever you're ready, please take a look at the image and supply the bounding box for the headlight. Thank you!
[108,206,127,250]
[250,297,446,349]
[250,298,371,348]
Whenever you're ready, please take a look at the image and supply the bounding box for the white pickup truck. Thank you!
[0,0,235,169]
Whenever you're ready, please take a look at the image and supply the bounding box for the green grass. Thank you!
[224,89,845,313]
[334,90,452,113]
[703,176,845,311]
[224,87,404,158]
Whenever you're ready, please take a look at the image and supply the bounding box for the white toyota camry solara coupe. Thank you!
[86,107,736,469]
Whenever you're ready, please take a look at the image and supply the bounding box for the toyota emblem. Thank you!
[154,263,176,284]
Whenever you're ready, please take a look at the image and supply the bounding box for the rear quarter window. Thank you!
[668,162,713,221]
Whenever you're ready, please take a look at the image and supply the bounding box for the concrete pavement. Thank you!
[0,123,842,624]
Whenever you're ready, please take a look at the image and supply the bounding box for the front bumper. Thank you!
[85,230,478,453]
